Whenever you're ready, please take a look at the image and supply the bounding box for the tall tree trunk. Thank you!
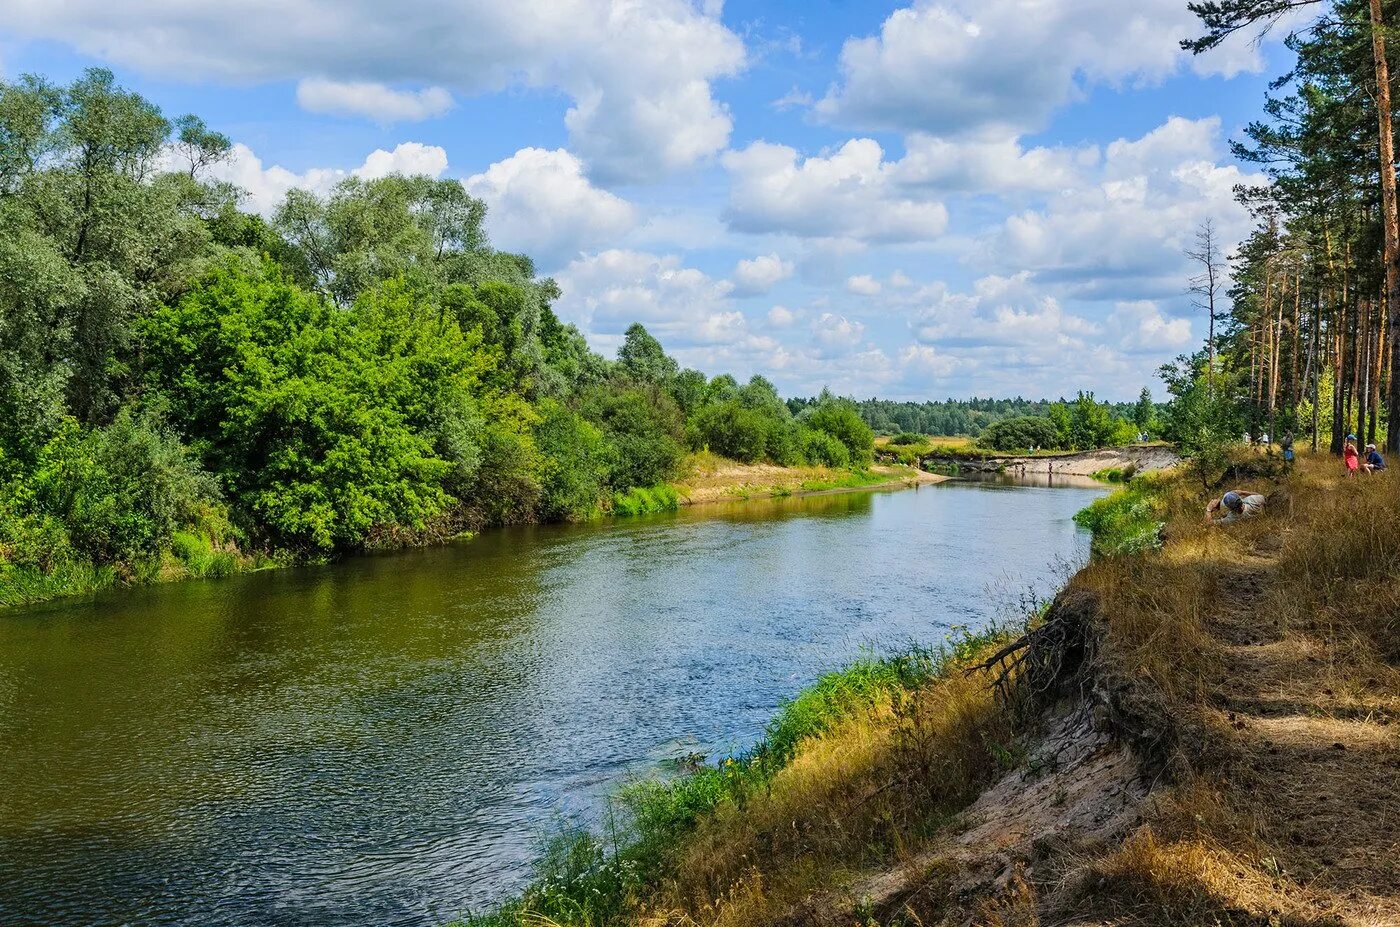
[1369,0,1400,452]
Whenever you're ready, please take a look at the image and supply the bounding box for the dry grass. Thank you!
[1067,453,1400,927]
[635,649,1014,926]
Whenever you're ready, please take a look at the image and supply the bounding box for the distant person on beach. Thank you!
[1364,443,1387,474]
[1344,435,1360,478]
[1206,490,1265,525]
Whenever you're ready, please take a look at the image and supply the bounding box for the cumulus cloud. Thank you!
[845,275,883,296]
[296,79,454,122]
[811,312,867,356]
[989,116,1260,299]
[815,0,1267,137]
[464,147,636,269]
[730,253,795,297]
[767,305,800,326]
[553,249,746,349]
[5,0,745,182]
[892,134,1095,194]
[722,139,948,243]
[210,141,449,215]
[1105,300,1193,353]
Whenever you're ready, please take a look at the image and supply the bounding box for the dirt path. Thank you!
[1199,558,1400,925]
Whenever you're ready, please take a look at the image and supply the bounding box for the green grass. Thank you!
[610,485,681,517]
[1074,473,1167,556]
[169,530,242,578]
[796,468,902,493]
[1090,463,1137,483]
[0,560,117,607]
[456,628,1006,927]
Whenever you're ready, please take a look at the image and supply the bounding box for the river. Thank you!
[0,476,1106,926]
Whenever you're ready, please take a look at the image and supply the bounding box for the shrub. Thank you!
[979,416,1060,452]
[29,413,220,566]
[803,397,875,463]
[798,428,851,468]
[889,431,924,445]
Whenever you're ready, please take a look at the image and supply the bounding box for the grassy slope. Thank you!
[466,451,1399,927]
[674,450,938,505]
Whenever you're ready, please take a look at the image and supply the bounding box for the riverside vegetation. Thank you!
[0,69,883,607]
[460,447,1399,926]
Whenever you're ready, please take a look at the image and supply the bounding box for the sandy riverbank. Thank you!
[938,443,1180,476]
[675,457,949,506]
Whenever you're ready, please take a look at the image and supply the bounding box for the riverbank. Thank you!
[929,443,1180,477]
[674,452,947,506]
[466,452,1399,926]
[0,454,943,609]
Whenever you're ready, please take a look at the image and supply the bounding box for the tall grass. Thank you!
[459,630,1012,927]
[611,486,681,517]
[1073,472,1167,556]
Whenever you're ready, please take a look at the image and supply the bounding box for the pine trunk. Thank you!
[1369,0,1400,452]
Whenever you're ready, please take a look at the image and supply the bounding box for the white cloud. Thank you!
[730,253,795,297]
[767,305,799,326]
[815,0,1268,137]
[811,312,866,356]
[892,134,1094,194]
[845,274,882,296]
[554,249,749,350]
[722,139,948,243]
[1105,300,1193,353]
[296,79,454,122]
[989,116,1260,300]
[5,0,745,182]
[209,141,448,215]
[464,147,635,269]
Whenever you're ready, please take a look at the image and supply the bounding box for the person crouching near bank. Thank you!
[1206,490,1266,526]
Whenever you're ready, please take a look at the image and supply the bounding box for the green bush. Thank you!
[803,396,875,463]
[28,413,220,566]
[888,431,924,445]
[798,428,851,468]
[580,384,685,490]
[1074,475,1167,556]
[979,416,1060,452]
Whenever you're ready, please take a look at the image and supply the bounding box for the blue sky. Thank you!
[0,1,1296,401]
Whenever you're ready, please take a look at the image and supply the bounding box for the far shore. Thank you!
[675,459,949,507]
[926,443,1180,477]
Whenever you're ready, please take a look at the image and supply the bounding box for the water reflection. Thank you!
[0,479,1106,926]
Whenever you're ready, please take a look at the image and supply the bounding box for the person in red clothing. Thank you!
[1344,434,1360,477]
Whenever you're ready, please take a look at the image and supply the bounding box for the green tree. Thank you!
[141,260,486,552]
[1132,387,1155,436]
[617,323,679,384]
[802,395,875,464]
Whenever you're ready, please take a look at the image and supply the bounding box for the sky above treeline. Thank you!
[0,1,1298,401]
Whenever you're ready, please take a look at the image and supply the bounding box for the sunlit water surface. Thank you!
[0,476,1106,926]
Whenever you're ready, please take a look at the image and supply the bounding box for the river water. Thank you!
[0,476,1106,926]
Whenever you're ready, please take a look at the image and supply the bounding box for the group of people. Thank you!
[1343,435,1387,478]
[1206,431,1387,527]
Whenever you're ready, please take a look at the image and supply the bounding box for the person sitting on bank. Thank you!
[1364,443,1387,474]
[1344,434,1360,478]
[1206,489,1266,525]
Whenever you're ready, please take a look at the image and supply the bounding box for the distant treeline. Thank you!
[789,396,1147,437]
